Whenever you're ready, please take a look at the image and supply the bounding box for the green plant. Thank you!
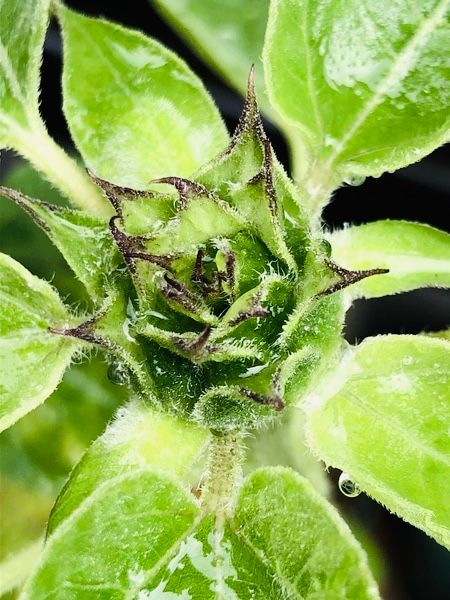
[0,0,449,597]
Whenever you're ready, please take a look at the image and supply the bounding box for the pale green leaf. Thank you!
[0,357,127,595]
[0,186,121,300]
[0,253,78,432]
[264,0,450,199]
[24,420,378,599]
[0,1,108,215]
[305,335,450,548]
[328,220,450,298]
[0,538,42,596]
[153,0,272,114]
[231,468,379,599]
[57,6,229,188]
[0,0,49,137]
[47,401,209,533]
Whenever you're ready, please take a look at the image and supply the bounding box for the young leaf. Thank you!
[264,0,450,201]
[0,186,121,301]
[232,468,379,599]
[57,6,229,188]
[48,401,209,533]
[24,432,379,599]
[22,468,200,599]
[0,253,78,432]
[152,0,272,114]
[305,335,450,549]
[328,220,450,298]
[0,0,49,138]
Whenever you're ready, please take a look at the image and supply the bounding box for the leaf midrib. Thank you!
[324,0,450,169]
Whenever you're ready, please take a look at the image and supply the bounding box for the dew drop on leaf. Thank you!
[345,176,366,187]
[338,472,361,498]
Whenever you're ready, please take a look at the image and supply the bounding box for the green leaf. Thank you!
[47,401,209,534]
[57,5,229,188]
[0,186,121,301]
[0,0,49,137]
[0,358,127,595]
[305,335,450,548]
[153,0,272,114]
[328,220,450,298]
[231,468,379,599]
[0,2,108,216]
[264,0,450,201]
[24,434,379,600]
[0,253,78,432]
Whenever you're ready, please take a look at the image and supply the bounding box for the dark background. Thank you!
[2,1,449,598]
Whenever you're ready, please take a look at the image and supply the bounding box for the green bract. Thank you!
[1,0,449,596]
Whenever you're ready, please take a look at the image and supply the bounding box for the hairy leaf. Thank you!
[329,220,450,298]
[47,401,209,534]
[0,0,49,138]
[0,254,78,432]
[24,445,378,599]
[0,358,127,596]
[153,0,272,114]
[0,538,42,596]
[0,186,121,300]
[264,0,450,198]
[57,6,229,187]
[305,335,450,548]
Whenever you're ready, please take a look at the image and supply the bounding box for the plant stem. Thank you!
[200,432,244,517]
[11,118,111,218]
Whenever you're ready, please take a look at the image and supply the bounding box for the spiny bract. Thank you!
[3,76,385,433]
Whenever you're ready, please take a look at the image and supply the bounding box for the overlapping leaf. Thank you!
[305,335,450,548]
[153,0,272,114]
[22,410,378,599]
[57,5,229,187]
[264,0,450,201]
[0,254,79,432]
[328,220,450,298]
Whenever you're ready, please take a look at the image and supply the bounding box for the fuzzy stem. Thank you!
[10,118,111,218]
[200,433,244,517]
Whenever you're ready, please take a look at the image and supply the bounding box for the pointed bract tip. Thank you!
[246,64,256,100]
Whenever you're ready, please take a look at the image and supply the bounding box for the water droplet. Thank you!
[345,175,366,187]
[320,238,332,257]
[107,362,131,386]
[338,472,361,498]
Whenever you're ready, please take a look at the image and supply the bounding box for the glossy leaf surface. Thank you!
[58,6,229,187]
[306,335,450,548]
[329,220,450,298]
[0,253,77,432]
[264,0,450,192]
